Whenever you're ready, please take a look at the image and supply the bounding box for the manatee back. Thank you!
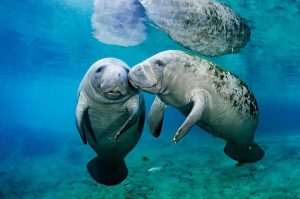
[156,51,258,142]
[162,51,258,120]
[204,61,259,120]
[140,0,250,56]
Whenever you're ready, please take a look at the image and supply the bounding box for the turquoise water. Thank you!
[0,0,300,198]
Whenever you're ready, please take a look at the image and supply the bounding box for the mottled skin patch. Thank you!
[139,0,251,56]
[206,61,258,117]
[178,53,258,118]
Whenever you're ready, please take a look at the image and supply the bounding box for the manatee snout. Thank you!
[129,63,161,93]
[128,65,145,89]
[100,70,129,99]
[90,59,132,100]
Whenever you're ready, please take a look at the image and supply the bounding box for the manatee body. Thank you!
[128,50,264,163]
[139,0,250,56]
[91,0,250,56]
[76,58,145,185]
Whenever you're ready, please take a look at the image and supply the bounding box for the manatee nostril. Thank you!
[118,73,121,77]
[137,71,145,78]
[136,67,142,72]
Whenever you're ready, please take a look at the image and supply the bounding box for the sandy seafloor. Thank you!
[1,126,300,199]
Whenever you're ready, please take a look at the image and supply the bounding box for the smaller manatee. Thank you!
[76,58,145,185]
[128,50,264,164]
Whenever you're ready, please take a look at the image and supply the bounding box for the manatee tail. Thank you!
[224,142,264,164]
[87,157,128,186]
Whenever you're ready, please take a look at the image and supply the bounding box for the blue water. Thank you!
[0,0,300,198]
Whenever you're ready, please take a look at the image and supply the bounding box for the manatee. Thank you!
[127,50,264,164]
[139,0,251,56]
[91,0,250,56]
[91,0,147,46]
[76,58,145,185]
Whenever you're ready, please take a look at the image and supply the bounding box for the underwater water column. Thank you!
[0,0,300,198]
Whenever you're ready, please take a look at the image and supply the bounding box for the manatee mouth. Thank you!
[108,91,121,94]
[129,77,157,89]
[103,89,128,100]
[129,78,139,89]
[129,68,157,89]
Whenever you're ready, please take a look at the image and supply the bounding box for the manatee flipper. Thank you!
[138,106,146,133]
[87,157,128,186]
[76,93,97,144]
[148,96,167,137]
[76,93,88,144]
[224,142,265,163]
[173,89,208,143]
[114,95,141,140]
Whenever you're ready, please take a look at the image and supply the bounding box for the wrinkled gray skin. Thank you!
[76,58,145,162]
[91,0,250,56]
[129,50,262,162]
[139,0,250,56]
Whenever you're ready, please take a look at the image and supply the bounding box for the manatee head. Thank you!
[129,57,166,94]
[90,58,131,100]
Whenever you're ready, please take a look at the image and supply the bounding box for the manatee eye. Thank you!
[136,67,142,72]
[95,65,107,74]
[155,60,165,67]
[95,67,103,73]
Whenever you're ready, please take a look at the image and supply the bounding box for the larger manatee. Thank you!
[127,50,264,164]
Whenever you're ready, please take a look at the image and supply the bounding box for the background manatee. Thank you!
[91,0,250,56]
[139,0,251,56]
